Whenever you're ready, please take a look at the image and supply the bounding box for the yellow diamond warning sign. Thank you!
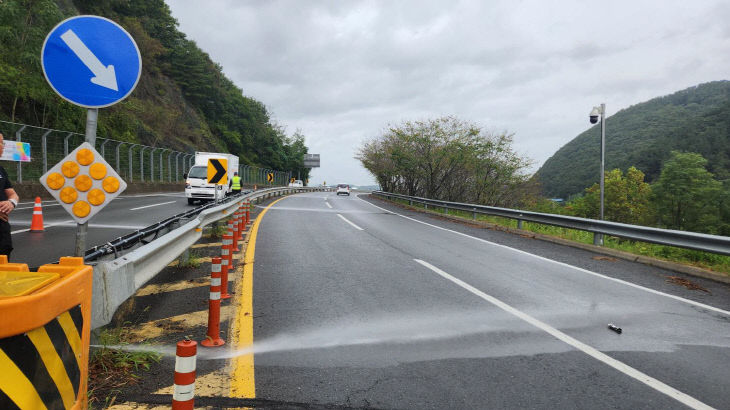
[40,142,127,224]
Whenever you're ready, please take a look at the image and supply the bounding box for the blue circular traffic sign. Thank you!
[41,15,141,108]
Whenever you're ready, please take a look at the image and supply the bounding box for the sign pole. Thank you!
[75,108,98,256]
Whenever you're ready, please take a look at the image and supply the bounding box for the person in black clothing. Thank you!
[0,133,20,258]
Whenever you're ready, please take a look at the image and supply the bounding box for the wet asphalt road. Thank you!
[251,192,730,409]
[7,192,191,267]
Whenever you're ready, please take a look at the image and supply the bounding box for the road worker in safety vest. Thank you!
[230,172,242,195]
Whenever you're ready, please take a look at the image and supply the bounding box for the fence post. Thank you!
[100,138,110,160]
[128,144,138,181]
[113,142,122,173]
[168,151,173,182]
[41,129,51,174]
[175,152,182,181]
[140,146,147,182]
[64,132,73,156]
[160,149,167,182]
[150,148,158,182]
[15,125,25,183]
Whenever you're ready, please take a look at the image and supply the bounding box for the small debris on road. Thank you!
[592,255,617,262]
[607,324,622,334]
[666,276,711,293]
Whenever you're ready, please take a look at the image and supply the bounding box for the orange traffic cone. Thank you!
[30,197,44,232]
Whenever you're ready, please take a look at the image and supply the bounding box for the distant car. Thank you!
[288,179,304,187]
[336,184,350,196]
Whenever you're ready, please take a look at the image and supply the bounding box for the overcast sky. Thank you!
[166,0,730,186]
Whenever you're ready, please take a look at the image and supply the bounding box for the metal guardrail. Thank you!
[91,186,323,329]
[372,191,730,256]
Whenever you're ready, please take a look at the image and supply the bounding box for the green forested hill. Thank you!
[0,0,309,176]
[535,81,730,199]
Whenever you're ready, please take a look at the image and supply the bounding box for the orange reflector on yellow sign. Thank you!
[76,148,94,165]
[46,173,65,190]
[62,161,79,178]
[40,142,127,224]
[72,201,90,218]
[60,187,77,204]
[89,163,107,180]
[87,189,105,206]
[74,175,92,192]
[102,176,120,193]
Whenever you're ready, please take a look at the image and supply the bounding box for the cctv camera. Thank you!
[589,106,601,124]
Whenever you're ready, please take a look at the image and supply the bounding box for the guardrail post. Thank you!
[201,258,225,347]
[472,208,476,220]
[593,233,604,246]
[517,219,523,230]
[444,206,449,215]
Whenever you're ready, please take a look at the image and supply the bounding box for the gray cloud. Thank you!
[166,0,729,186]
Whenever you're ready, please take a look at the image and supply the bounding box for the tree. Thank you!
[568,167,652,225]
[652,151,722,233]
[356,116,532,207]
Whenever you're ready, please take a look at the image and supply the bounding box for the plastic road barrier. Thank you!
[0,256,93,409]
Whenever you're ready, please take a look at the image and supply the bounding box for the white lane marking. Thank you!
[337,214,363,231]
[118,193,185,198]
[11,222,66,234]
[130,200,177,211]
[11,221,146,234]
[414,259,713,410]
[359,195,730,316]
[15,203,63,210]
[325,202,333,209]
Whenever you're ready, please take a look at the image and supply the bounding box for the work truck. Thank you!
[184,152,239,205]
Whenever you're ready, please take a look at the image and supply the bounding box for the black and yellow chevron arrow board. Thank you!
[0,305,84,410]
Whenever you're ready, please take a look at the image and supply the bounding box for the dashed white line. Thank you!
[129,200,177,211]
[359,195,730,316]
[325,202,333,209]
[414,259,713,410]
[337,214,363,230]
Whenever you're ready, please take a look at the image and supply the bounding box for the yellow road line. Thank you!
[229,195,290,398]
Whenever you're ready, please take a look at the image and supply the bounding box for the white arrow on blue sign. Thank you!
[41,15,142,108]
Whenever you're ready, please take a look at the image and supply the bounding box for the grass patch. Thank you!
[88,325,162,407]
[207,220,231,239]
[389,197,730,275]
[178,248,203,268]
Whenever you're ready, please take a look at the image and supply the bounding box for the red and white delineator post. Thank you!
[235,209,244,242]
[220,233,233,299]
[172,339,197,409]
[201,257,225,347]
[228,218,238,251]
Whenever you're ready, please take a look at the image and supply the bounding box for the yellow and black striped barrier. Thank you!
[0,256,92,410]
